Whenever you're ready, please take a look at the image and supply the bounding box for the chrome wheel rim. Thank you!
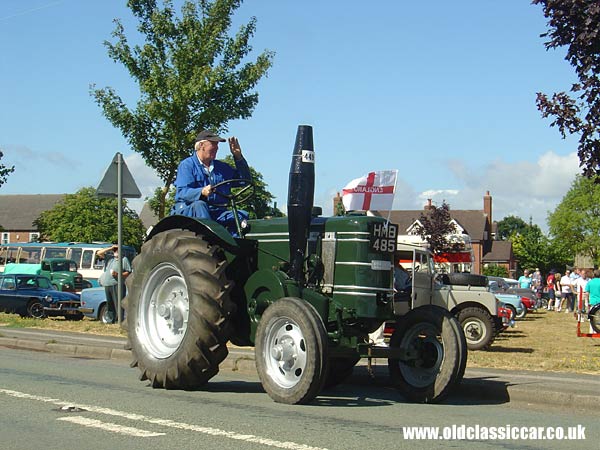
[398,323,444,388]
[30,303,44,319]
[262,317,307,389]
[463,318,485,345]
[137,262,189,359]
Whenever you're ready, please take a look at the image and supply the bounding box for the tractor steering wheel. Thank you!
[209,178,255,207]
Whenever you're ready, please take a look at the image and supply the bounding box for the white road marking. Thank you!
[57,416,165,437]
[0,388,327,450]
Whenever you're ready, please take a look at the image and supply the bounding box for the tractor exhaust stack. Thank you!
[287,125,315,284]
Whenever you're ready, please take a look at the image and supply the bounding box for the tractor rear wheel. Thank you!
[124,229,234,389]
[255,297,329,404]
[388,306,464,403]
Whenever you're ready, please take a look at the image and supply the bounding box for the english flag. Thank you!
[341,170,398,211]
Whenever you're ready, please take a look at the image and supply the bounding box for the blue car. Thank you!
[79,287,118,324]
[489,281,526,319]
[0,274,82,320]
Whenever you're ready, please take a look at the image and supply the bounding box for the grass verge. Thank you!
[467,308,600,374]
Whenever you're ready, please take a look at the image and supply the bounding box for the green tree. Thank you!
[222,155,283,219]
[414,201,463,255]
[482,265,508,278]
[496,215,529,241]
[0,151,15,188]
[91,0,274,219]
[510,224,550,273]
[547,175,600,265]
[34,187,146,250]
[147,186,176,218]
[534,0,600,177]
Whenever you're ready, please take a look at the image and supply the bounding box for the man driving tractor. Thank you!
[171,129,252,232]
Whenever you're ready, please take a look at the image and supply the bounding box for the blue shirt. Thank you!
[518,275,532,289]
[173,154,251,207]
[585,278,600,306]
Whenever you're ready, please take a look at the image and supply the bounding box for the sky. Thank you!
[0,0,583,232]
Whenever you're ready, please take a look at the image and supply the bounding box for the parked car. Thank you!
[489,280,526,319]
[79,287,116,324]
[488,276,538,311]
[0,274,82,319]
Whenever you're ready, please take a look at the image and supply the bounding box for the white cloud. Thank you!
[123,153,162,213]
[419,151,580,231]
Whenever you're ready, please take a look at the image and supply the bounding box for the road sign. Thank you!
[96,152,142,325]
[96,153,142,198]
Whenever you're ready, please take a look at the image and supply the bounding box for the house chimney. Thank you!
[424,198,433,210]
[333,192,343,215]
[483,190,492,224]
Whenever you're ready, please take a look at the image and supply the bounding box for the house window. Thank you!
[1,233,9,244]
[29,232,40,242]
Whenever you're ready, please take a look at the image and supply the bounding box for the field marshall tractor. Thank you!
[124,125,467,404]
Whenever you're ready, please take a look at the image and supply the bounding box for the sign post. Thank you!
[96,152,142,324]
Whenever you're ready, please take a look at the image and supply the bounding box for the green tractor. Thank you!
[123,125,467,404]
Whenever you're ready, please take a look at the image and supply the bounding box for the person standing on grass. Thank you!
[546,270,557,310]
[584,269,600,333]
[560,270,574,313]
[518,269,533,290]
[575,269,590,321]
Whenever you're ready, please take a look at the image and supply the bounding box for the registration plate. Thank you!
[369,222,398,254]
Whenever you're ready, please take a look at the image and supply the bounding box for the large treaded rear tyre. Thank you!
[123,229,234,389]
[255,297,329,404]
[456,306,495,351]
[388,306,465,403]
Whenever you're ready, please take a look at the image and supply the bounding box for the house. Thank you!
[0,194,65,244]
[334,191,517,275]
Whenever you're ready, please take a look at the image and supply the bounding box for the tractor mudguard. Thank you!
[147,215,239,253]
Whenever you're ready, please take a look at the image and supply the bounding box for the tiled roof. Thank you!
[482,240,514,262]
[0,194,65,230]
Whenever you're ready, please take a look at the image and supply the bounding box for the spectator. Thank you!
[532,268,543,307]
[546,270,557,311]
[584,269,600,333]
[518,269,533,289]
[575,269,590,321]
[97,245,131,323]
[554,272,563,311]
[560,270,574,313]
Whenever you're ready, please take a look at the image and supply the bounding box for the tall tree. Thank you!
[414,201,463,255]
[547,175,600,265]
[91,0,274,218]
[34,187,146,250]
[533,0,600,177]
[496,215,529,241]
[0,151,15,188]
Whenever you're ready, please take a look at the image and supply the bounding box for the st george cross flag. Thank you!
[341,170,398,211]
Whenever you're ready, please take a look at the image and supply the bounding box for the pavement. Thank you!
[1,326,598,412]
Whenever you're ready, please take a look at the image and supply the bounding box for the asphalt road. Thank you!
[0,347,596,450]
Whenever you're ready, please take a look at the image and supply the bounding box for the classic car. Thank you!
[79,286,121,324]
[0,274,82,319]
[489,280,526,319]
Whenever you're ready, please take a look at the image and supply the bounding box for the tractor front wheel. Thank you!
[255,298,329,404]
[124,229,234,389]
[388,306,465,403]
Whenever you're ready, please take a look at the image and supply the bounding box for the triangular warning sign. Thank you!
[96,153,142,198]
